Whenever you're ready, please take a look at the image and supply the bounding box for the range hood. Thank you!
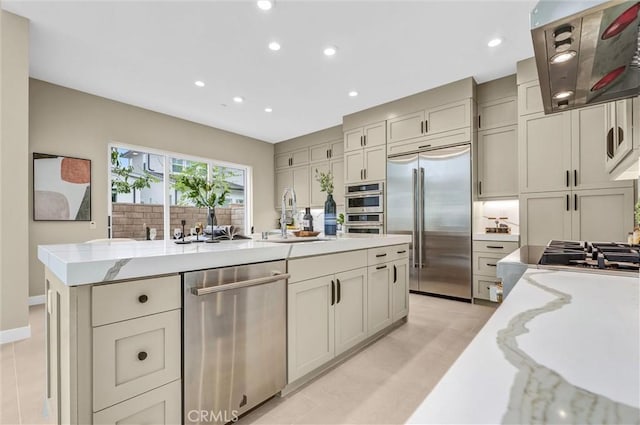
[531,0,640,114]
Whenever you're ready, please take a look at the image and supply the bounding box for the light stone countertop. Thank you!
[38,233,412,285]
[407,268,640,424]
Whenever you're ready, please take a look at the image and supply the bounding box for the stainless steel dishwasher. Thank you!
[183,260,288,425]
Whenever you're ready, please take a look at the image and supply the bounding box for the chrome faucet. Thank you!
[281,187,297,239]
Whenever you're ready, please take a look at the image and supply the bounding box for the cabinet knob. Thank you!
[138,294,148,304]
[137,351,148,361]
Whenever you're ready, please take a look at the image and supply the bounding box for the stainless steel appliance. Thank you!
[344,213,384,234]
[387,144,472,300]
[345,182,384,214]
[183,261,289,424]
[537,240,640,275]
[531,0,640,113]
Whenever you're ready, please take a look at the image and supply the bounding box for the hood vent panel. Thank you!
[532,1,640,114]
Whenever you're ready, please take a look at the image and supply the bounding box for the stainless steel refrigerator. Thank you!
[387,144,471,300]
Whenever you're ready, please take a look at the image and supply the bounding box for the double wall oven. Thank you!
[344,182,384,234]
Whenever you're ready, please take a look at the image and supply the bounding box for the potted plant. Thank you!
[173,165,231,243]
[315,169,336,236]
[337,213,345,233]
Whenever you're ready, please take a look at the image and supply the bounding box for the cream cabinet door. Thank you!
[330,140,344,159]
[310,162,329,207]
[605,99,635,172]
[477,125,518,198]
[344,128,364,152]
[363,146,386,182]
[520,192,572,246]
[310,144,331,163]
[387,110,425,144]
[93,310,181,411]
[331,158,345,206]
[519,111,572,193]
[571,188,634,242]
[93,380,181,425]
[275,153,291,169]
[478,96,517,130]
[425,99,471,135]
[275,169,292,208]
[292,166,310,208]
[363,121,386,148]
[391,259,409,321]
[367,265,392,336]
[344,150,364,184]
[287,277,335,383]
[517,80,544,116]
[290,148,309,167]
[334,268,367,356]
[473,276,501,301]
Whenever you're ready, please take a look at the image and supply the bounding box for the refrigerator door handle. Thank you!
[412,168,418,268]
[419,167,425,269]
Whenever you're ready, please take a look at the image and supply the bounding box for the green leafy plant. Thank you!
[314,169,334,195]
[172,163,232,209]
[110,148,157,196]
[635,201,640,227]
[337,213,345,225]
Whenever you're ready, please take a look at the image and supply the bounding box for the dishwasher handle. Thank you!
[191,272,290,296]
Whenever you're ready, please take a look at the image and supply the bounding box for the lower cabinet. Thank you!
[93,380,181,425]
[472,240,519,302]
[391,259,409,321]
[367,265,392,335]
[287,268,367,383]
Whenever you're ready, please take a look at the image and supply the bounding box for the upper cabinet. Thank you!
[310,140,344,163]
[477,125,518,199]
[386,99,472,145]
[344,121,386,153]
[604,99,634,173]
[275,148,309,169]
[478,96,517,131]
[517,80,544,116]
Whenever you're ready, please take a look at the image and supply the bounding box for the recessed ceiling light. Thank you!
[233,96,244,103]
[268,41,281,51]
[265,107,273,112]
[487,38,502,47]
[194,80,205,87]
[323,46,337,56]
[132,152,139,156]
[550,50,577,64]
[348,91,358,97]
[553,90,574,99]
[257,0,273,11]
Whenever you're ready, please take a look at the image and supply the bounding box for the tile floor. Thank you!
[0,295,494,425]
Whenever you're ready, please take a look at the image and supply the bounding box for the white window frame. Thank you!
[108,141,253,240]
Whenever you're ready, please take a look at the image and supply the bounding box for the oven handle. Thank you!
[344,190,383,198]
[191,272,290,296]
[344,223,384,227]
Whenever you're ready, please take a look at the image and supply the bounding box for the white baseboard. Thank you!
[29,295,46,306]
[0,325,31,344]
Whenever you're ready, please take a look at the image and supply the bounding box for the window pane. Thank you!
[110,147,165,240]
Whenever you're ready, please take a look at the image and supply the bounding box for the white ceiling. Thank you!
[3,0,538,143]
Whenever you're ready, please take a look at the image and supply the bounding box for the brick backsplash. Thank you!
[112,203,245,240]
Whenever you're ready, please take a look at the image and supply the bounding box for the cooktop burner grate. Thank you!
[538,240,639,273]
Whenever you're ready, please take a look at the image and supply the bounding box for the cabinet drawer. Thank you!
[472,252,504,277]
[93,380,181,425]
[93,310,181,411]
[92,275,180,326]
[387,127,471,156]
[367,244,409,265]
[473,276,501,301]
[289,250,367,283]
[472,240,519,255]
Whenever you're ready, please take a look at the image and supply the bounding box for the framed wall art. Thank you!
[33,153,91,221]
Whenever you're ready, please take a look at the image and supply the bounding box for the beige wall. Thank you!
[29,79,275,297]
[0,11,30,332]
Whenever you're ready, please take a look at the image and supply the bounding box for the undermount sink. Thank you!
[261,236,330,243]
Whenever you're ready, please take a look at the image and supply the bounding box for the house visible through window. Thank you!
[109,145,250,240]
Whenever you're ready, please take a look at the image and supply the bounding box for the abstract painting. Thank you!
[33,153,91,221]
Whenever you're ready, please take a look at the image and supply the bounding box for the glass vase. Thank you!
[324,194,337,236]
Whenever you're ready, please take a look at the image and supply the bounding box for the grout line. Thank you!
[12,343,22,425]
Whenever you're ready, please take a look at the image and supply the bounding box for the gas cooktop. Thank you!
[538,240,640,274]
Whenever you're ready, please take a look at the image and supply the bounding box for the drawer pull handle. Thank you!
[138,294,148,303]
[376,265,388,270]
[137,351,148,361]
[486,263,497,267]
[486,245,504,249]
[375,253,387,258]
[397,250,407,254]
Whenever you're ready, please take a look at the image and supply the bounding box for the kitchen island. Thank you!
[38,234,411,424]
[407,267,640,424]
